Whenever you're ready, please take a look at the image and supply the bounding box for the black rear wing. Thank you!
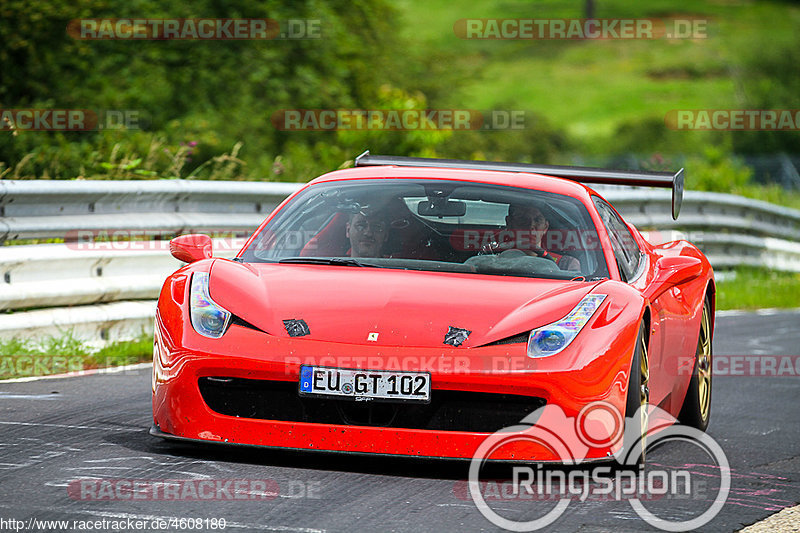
[354,151,684,220]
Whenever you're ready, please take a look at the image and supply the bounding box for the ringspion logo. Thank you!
[468,403,730,531]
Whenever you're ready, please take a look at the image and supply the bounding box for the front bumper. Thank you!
[152,319,637,462]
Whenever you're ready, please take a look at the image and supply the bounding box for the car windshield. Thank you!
[239,179,609,280]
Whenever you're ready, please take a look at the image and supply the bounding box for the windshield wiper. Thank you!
[278,257,378,268]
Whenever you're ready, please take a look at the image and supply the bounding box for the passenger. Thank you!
[505,203,581,271]
[346,211,389,258]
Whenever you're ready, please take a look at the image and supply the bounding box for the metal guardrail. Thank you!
[2,179,799,242]
[0,301,157,349]
[0,179,299,343]
[0,239,240,311]
[0,179,300,241]
[1,179,799,344]
[602,189,800,240]
[599,188,800,272]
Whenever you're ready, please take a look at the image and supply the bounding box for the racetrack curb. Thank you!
[739,504,800,532]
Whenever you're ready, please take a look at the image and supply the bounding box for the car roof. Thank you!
[308,165,598,203]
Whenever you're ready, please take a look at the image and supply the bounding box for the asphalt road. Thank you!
[0,310,798,532]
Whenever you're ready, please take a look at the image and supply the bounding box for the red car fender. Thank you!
[630,233,715,417]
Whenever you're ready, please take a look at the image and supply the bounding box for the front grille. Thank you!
[198,377,546,433]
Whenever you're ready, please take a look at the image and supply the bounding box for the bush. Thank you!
[685,146,753,193]
[437,112,569,164]
[0,0,409,181]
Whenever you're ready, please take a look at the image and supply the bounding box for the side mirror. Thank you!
[644,255,703,301]
[170,234,212,263]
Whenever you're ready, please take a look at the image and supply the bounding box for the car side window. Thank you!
[592,197,641,282]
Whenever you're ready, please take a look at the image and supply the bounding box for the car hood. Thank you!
[208,260,601,347]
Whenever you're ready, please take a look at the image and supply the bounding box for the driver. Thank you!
[346,211,389,258]
[504,203,580,271]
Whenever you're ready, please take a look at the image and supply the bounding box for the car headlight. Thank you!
[527,294,606,358]
[190,272,231,338]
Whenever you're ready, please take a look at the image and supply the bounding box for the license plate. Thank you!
[298,366,431,403]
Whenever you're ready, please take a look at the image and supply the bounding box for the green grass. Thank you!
[90,334,154,370]
[0,331,153,380]
[716,267,800,310]
[729,186,800,212]
[397,0,800,142]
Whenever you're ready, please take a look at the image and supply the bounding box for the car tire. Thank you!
[621,321,649,468]
[678,295,712,431]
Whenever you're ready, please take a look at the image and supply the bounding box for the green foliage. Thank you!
[0,0,406,180]
[732,21,800,154]
[438,113,569,165]
[336,85,453,157]
[676,146,800,210]
[685,146,753,193]
[0,0,101,104]
[601,117,728,161]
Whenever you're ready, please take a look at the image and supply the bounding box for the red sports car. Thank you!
[151,153,714,463]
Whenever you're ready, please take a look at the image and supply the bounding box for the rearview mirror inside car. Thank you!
[417,199,467,217]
